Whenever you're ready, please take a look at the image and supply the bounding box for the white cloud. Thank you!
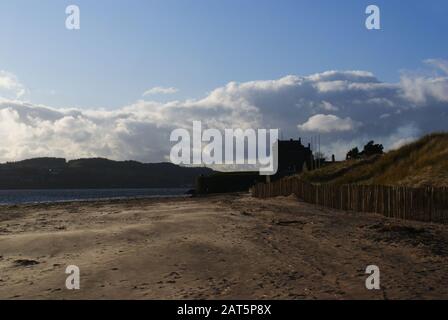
[298,114,361,133]
[142,86,178,96]
[321,101,339,111]
[0,71,26,99]
[400,74,448,104]
[425,58,448,75]
[0,60,447,163]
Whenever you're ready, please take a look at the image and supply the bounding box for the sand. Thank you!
[0,193,447,300]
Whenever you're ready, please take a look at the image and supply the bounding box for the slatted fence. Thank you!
[251,177,448,223]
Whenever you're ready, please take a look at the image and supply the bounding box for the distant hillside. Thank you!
[0,158,214,189]
[301,133,448,187]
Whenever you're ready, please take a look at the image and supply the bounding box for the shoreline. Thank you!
[0,188,192,207]
[0,194,191,208]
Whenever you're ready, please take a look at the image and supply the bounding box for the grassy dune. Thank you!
[301,133,448,187]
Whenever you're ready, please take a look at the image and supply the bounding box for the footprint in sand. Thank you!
[14,259,40,267]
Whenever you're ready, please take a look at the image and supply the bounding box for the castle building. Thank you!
[276,138,313,176]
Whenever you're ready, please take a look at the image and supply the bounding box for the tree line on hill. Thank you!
[0,158,214,189]
[346,141,384,160]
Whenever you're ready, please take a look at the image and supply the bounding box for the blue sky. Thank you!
[0,0,447,163]
[1,0,447,109]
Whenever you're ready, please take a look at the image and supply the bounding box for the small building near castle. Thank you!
[196,138,313,194]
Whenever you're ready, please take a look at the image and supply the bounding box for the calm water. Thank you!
[0,188,190,205]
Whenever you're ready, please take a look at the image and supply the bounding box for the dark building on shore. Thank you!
[196,138,313,194]
[277,138,313,176]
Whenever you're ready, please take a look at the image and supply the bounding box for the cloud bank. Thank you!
[142,86,178,96]
[0,60,447,163]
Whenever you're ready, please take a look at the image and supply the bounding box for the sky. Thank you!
[0,0,447,163]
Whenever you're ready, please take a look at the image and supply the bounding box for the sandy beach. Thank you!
[0,193,447,300]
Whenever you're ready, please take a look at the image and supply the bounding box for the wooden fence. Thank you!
[251,177,448,224]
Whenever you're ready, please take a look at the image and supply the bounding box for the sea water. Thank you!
[0,188,189,205]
